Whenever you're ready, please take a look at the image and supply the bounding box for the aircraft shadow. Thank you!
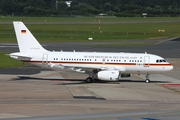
[10,76,171,85]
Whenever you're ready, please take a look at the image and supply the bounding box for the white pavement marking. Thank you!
[0,113,28,119]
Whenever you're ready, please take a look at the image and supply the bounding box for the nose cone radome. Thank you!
[169,65,174,70]
[166,64,173,71]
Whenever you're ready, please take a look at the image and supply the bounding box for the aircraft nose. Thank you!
[170,65,174,70]
[167,64,173,71]
[163,63,173,71]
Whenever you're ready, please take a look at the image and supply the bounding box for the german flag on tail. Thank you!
[21,30,26,34]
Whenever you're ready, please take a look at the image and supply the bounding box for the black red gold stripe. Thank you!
[22,60,173,66]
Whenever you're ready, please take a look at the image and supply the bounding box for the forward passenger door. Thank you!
[144,56,150,67]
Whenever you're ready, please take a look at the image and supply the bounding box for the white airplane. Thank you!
[10,21,173,83]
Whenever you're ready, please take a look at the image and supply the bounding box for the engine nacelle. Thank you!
[95,71,131,81]
[96,71,119,81]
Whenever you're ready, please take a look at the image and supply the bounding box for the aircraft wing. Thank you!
[48,63,126,73]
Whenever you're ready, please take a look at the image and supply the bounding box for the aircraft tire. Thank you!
[86,77,93,83]
[145,79,150,83]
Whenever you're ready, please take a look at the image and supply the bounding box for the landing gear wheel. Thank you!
[145,73,150,83]
[145,79,150,83]
[86,77,93,83]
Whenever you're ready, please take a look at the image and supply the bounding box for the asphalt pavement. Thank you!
[0,37,180,58]
[0,36,180,120]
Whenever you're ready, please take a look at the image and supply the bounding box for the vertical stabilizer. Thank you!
[13,21,47,52]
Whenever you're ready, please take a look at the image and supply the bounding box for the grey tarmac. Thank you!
[0,58,180,120]
[0,38,180,120]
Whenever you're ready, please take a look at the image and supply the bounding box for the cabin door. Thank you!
[42,53,48,65]
[144,56,150,67]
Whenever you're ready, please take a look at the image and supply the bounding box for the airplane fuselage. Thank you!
[12,51,173,74]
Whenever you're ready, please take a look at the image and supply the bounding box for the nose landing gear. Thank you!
[145,73,150,83]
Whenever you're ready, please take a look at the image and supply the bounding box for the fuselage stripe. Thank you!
[22,60,173,66]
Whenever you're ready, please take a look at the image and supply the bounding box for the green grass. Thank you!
[0,22,180,43]
[0,52,26,68]
[1,16,180,22]
[0,17,180,68]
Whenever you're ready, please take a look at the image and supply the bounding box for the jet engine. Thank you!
[96,71,119,81]
[96,71,131,81]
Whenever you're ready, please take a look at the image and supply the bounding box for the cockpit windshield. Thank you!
[156,59,166,63]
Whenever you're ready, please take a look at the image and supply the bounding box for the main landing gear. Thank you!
[86,77,94,83]
[145,73,150,83]
[86,70,98,83]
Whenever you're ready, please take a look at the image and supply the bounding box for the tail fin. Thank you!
[13,21,47,52]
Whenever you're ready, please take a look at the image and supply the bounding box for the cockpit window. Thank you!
[163,60,166,62]
[156,59,166,63]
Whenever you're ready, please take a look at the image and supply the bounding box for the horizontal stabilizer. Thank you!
[10,52,32,60]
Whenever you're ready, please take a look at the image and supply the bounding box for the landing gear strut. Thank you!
[145,73,150,83]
